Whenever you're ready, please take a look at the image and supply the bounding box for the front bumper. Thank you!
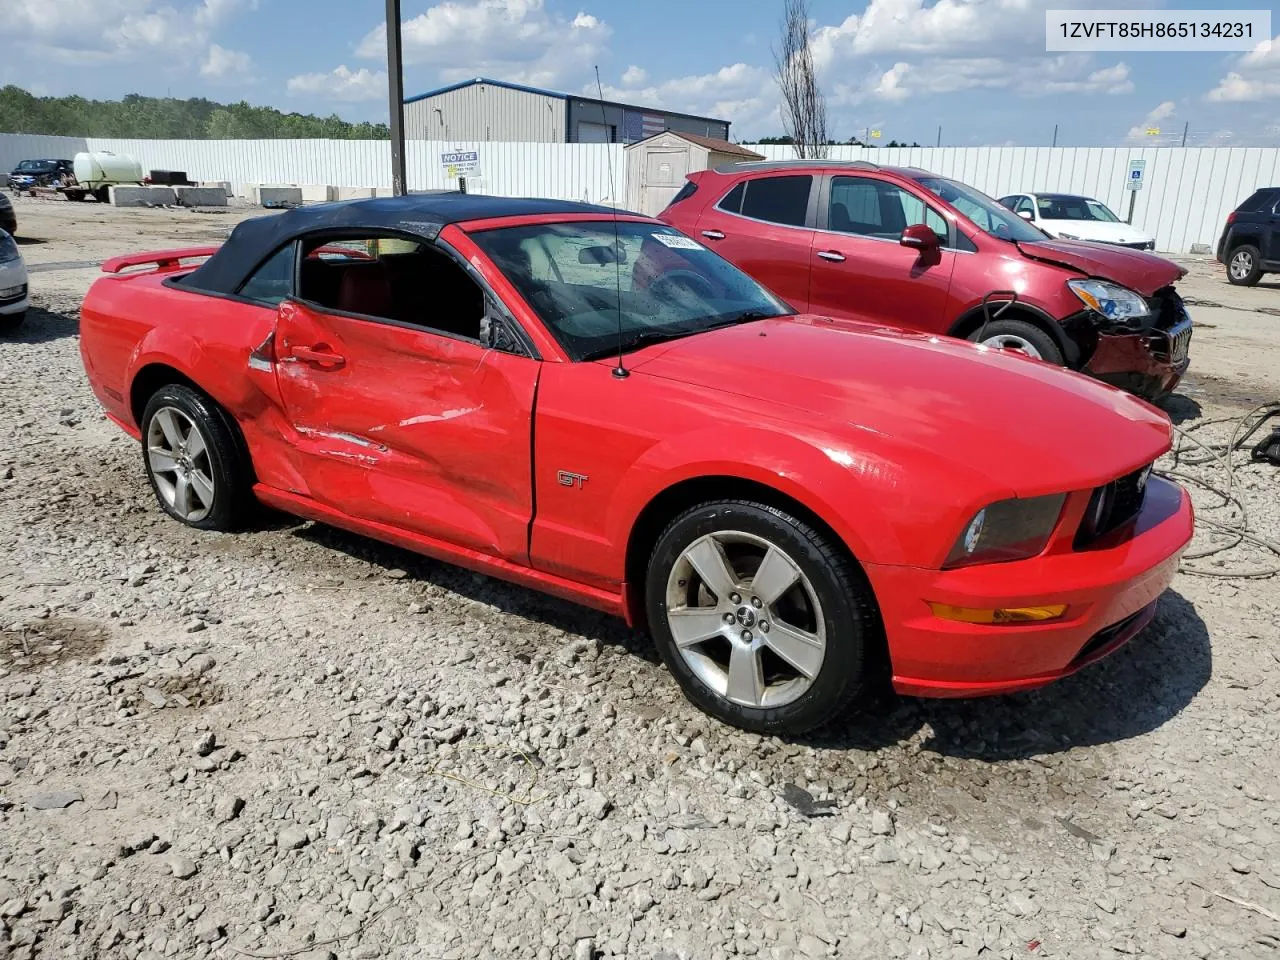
[865,477,1193,698]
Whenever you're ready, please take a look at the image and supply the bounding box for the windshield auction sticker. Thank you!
[1047,9,1271,51]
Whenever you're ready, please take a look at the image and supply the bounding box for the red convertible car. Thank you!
[79,195,1194,734]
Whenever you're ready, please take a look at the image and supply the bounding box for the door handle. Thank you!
[817,250,846,262]
[290,344,346,369]
[701,230,725,240]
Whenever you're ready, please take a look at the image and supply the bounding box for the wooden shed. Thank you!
[624,132,763,215]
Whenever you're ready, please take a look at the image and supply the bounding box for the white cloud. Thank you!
[287,65,388,102]
[1207,34,1280,102]
[1126,99,1176,140]
[201,43,252,81]
[356,0,609,89]
[0,0,256,94]
[621,65,647,86]
[601,63,777,137]
[832,55,1131,105]
[0,0,250,61]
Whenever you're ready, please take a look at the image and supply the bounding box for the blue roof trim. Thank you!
[404,77,568,105]
[403,76,729,126]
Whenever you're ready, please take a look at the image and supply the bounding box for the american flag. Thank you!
[623,111,667,142]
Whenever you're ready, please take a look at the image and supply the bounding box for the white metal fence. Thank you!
[3,132,1277,253]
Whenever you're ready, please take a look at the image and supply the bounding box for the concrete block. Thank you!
[174,186,228,207]
[199,180,233,196]
[109,185,176,208]
[373,186,394,198]
[336,186,376,201]
[256,186,303,209]
[300,184,337,204]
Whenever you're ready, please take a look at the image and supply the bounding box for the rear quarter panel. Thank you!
[80,273,280,446]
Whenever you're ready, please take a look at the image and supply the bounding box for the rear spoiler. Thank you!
[101,247,220,274]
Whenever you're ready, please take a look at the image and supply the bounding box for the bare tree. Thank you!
[773,0,828,159]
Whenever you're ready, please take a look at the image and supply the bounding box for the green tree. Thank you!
[0,85,389,140]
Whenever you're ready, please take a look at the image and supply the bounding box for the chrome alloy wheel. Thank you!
[981,333,1042,359]
[146,406,215,523]
[1230,249,1254,281]
[665,531,826,709]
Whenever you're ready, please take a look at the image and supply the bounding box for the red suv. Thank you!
[660,160,1191,401]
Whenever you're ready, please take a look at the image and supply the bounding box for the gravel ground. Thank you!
[1,197,1279,960]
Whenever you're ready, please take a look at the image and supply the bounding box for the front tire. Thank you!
[645,500,883,734]
[970,318,1064,365]
[140,384,253,531]
[1227,244,1263,286]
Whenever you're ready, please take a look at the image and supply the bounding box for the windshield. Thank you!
[470,220,792,361]
[914,176,1047,243]
[1037,196,1120,223]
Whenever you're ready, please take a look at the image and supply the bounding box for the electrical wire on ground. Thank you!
[1156,401,1280,579]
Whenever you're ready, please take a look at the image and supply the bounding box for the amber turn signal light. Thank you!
[929,603,1068,624]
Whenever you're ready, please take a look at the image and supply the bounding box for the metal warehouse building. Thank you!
[403,77,730,144]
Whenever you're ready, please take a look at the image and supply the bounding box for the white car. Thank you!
[0,230,29,329]
[997,192,1156,251]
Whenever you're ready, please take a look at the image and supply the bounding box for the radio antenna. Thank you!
[595,65,628,379]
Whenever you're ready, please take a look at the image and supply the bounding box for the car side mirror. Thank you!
[1017,210,1034,221]
[900,224,940,252]
[481,308,525,355]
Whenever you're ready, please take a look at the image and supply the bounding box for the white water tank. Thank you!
[73,152,144,189]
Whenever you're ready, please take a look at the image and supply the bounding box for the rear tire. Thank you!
[1227,244,1263,286]
[93,187,110,204]
[65,190,87,203]
[970,318,1064,365]
[645,499,884,735]
[140,384,253,531]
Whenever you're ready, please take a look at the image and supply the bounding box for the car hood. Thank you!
[1016,239,1183,295]
[629,316,1172,496]
[1039,219,1153,244]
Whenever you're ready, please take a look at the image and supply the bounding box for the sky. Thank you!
[2,0,1279,146]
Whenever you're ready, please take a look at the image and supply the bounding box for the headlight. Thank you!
[944,494,1066,568]
[1067,278,1150,322]
[1057,232,1081,240]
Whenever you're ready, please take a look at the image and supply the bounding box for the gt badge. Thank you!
[557,471,588,489]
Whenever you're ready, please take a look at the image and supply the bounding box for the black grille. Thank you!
[0,283,26,306]
[1071,607,1147,665]
[1075,464,1151,548]
[1146,286,1192,363]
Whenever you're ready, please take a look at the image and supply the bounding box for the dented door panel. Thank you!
[274,300,539,563]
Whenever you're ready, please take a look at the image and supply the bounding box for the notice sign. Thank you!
[442,150,481,178]
[1126,158,1146,192]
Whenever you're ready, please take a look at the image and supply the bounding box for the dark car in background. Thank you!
[8,158,74,192]
[660,159,1192,401]
[0,193,15,238]
[1217,186,1280,286]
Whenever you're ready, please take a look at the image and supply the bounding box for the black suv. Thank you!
[7,158,74,192]
[1217,186,1280,286]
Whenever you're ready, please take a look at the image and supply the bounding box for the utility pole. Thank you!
[384,0,407,196]
[1052,124,1058,148]
[936,125,941,148]
[1181,122,1189,148]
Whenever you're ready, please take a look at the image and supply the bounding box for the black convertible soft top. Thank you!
[183,193,621,295]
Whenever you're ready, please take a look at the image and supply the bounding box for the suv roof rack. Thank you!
[714,158,882,174]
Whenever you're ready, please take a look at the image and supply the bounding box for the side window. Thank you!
[1014,196,1034,216]
[828,176,949,245]
[739,175,812,227]
[296,234,489,345]
[237,244,295,306]
[717,181,745,214]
